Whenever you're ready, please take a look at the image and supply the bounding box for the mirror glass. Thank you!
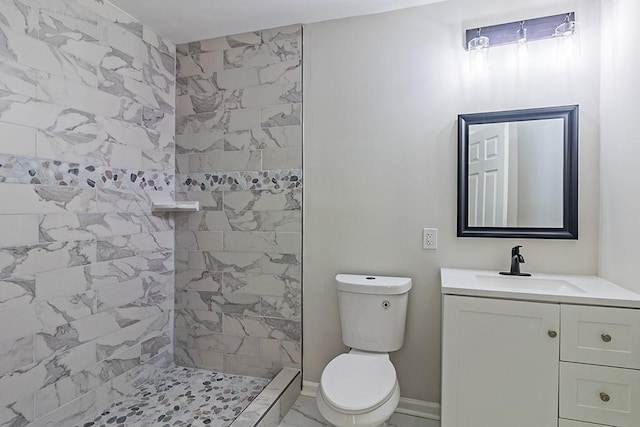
[458,106,578,239]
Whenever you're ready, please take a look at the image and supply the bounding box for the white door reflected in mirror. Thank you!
[468,118,564,228]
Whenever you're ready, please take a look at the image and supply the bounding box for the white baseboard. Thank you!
[301,381,440,421]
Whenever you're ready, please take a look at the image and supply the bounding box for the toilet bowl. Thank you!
[316,274,411,427]
[317,350,400,427]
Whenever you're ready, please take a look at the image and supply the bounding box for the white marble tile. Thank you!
[241,82,301,108]
[0,22,96,86]
[190,149,261,172]
[261,25,302,43]
[0,334,33,377]
[190,32,262,54]
[0,392,34,426]
[224,126,301,151]
[174,346,223,371]
[0,58,38,97]
[95,311,168,360]
[176,130,224,154]
[29,389,97,427]
[261,253,301,276]
[175,231,224,251]
[175,270,222,292]
[39,212,143,242]
[0,273,35,311]
[187,250,262,273]
[223,189,302,212]
[223,353,280,378]
[258,59,302,86]
[228,107,260,131]
[262,295,301,321]
[223,314,301,341]
[223,231,301,253]
[215,66,260,90]
[37,73,140,122]
[261,103,302,128]
[96,277,144,312]
[36,129,142,169]
[97,231,173,262]
[0,340,96,407]
[0,121,36,157]
[178,50,223,76]
[142,26,175,58]
[35,290,97,329]
[35,256,139,302]
[0,185,96,215]
[262,147,302,170]
[0,214,39,247]
[98,18,147,63]
[0,89,97,138]
[389,413,441,427]
[224,272,295,298]
[260,338,301,367]
[98,44,144,82]
[0,239,96,281]
[96,188,151,213]
[224,39,300,70]
[0,0,38,36]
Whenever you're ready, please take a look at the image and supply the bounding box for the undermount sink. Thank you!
[475,274,586,293]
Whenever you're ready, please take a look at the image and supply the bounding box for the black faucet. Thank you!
[499,245,532,276]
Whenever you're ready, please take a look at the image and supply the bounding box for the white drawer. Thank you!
[559,362,640,426]
[559,419,613,426]
[561,305,640,369]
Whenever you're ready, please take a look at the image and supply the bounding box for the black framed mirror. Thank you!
[457,105,578,239]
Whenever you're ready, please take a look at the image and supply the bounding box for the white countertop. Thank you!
[441,268,640,309]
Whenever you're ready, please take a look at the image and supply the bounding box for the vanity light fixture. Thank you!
[468,28,490,71]
[516,21,528,61]
[464,12,576,64]
[554,13,576,37]
[554,13,576,59]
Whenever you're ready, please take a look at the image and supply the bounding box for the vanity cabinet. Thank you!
[441,296,560,427]
[442,295,640,427]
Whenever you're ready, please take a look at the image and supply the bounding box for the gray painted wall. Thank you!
[303,0,602,403]
[600,0,640,293]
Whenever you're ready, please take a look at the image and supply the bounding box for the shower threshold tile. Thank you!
[78,366,269,427]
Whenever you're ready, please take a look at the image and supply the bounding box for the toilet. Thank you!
[317,274,412,427]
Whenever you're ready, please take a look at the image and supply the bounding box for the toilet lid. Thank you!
[320,353,397,413]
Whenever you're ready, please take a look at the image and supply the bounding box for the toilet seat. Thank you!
[320,353,397,414]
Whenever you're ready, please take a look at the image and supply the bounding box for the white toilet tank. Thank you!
[336,274,412,352]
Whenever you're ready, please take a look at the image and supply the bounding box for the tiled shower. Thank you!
[0,0,302,425]
[174,25,302,378]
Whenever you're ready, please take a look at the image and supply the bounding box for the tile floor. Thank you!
[279,396,440,427]
[79,366,269,427]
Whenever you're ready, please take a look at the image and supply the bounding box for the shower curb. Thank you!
[232,367,302,427]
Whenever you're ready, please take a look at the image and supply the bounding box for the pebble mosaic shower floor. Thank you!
[79,366,270,427]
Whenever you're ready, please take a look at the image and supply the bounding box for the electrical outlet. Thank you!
[423,228,438,250]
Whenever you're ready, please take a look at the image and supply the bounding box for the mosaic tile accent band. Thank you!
[177,169,302,192]
[0,154,174,191]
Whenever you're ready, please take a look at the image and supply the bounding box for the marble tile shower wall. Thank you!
[0,0,176,425]
[174,25,302,378]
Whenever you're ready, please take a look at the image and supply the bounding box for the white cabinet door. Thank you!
[442,295,560,427]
